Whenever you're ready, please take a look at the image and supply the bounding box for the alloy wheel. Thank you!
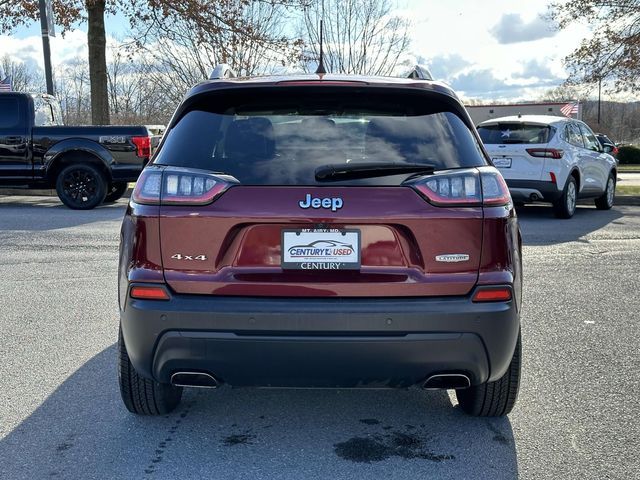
[606,178,615,207]
[566,181,576,214]
[62,169,99,205]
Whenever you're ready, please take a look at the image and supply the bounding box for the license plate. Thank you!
[281,229,360,270]
[492,157,512,168]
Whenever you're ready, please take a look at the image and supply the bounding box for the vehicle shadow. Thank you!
[0,195,127,231]
[0,345,518,480]
[516,203,624,246]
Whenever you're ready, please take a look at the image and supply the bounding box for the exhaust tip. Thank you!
[423,373,471,390]
[171,372,219,389]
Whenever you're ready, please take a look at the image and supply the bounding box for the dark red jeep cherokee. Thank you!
[118,74,522,417]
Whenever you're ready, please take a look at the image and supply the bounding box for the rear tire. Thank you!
[553,176,577,219]
[55,163,107,210]
[118,326,183,415]
[456,333,521,417]
[104,182,128,203]
[595,174,615,210]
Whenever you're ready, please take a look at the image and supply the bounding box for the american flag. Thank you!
[0,76,12,92]
[560,102,579,117]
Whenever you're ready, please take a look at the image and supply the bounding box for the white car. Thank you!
[477,115,617,218]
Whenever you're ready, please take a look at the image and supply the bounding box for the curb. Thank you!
[613,195,640,206]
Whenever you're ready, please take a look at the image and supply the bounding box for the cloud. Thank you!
[427,54,472,82]
[518,58,562,81]
[449,68,560,100]
[491,14,557,44]
[450,69,516,97]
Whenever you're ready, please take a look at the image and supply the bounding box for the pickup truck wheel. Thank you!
[56,164,107,210]
[118,326,183,415]
[552,176,577,219]
[594,174,615,210]
[455,332,521,417]
[104,182,128,203]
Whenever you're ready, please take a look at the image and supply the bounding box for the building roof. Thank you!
[477,114,572,126]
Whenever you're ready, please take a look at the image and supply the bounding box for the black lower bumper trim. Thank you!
[506,179,562,202]
[153,331,489,388]
[120,293,520,387]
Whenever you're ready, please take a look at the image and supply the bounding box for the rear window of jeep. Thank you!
[154,87,487,185]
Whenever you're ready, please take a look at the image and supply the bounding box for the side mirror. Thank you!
[603,145,613,154]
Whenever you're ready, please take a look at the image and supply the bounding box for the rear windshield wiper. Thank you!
[315,162,435,182]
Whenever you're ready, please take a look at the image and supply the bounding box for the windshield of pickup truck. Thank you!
[154,88,486,185]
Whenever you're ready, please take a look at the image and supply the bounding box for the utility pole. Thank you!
[597,77,602,125]
[38,0,55,96]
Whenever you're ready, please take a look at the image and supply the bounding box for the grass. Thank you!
[617,185,640,196]
[618,164,640,172]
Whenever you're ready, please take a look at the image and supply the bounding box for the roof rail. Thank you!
[406,65,433,81]
[209,64,236,80]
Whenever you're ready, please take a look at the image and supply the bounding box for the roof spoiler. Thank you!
[405,65,433,81]
[209,64,236,80]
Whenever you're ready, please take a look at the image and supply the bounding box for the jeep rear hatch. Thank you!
[142,86,498,297]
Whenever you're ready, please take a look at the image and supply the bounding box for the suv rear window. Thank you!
[477,123,555,145]
[154,87,486,185]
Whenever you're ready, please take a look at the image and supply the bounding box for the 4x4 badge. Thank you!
[171,254,207,261]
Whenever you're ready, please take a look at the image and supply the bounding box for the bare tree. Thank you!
[1,0,307,125]
[130,1,302,106]
[55,57,92,124]
[538,85,589,102]
[107,48,175,124]
[300,0,411,75]
[549,0,640,93]
[0,55,44,92]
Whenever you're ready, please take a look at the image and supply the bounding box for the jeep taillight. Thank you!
[479,167,512,206]
[132,167,233,205]
[409,167,511,207]
[132,169,162,204]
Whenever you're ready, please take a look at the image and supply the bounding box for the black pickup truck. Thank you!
[0,92,150,209]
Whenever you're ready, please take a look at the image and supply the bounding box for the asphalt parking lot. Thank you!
[0,195,639,479]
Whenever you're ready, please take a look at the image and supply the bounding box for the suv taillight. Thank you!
[409,167,511,207]
[132,136,151,158]
[526,148,563,159]
[132,167,233,205]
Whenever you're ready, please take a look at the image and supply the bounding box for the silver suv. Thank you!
[477,115,617,218]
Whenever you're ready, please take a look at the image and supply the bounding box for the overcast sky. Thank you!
[0,0,592,101]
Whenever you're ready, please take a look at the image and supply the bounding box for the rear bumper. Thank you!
[506,179,562,202]
[120,289,520,388]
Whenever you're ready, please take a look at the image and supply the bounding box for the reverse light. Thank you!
[472,286,512,302]
[132,167,233,206]
[526,148,563,159]
[132,169,163,204]
[411,169,482,206]
[130,285,170,300]
[479,167,512,206]
[410,167,511,207]
[132,136,151,158]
